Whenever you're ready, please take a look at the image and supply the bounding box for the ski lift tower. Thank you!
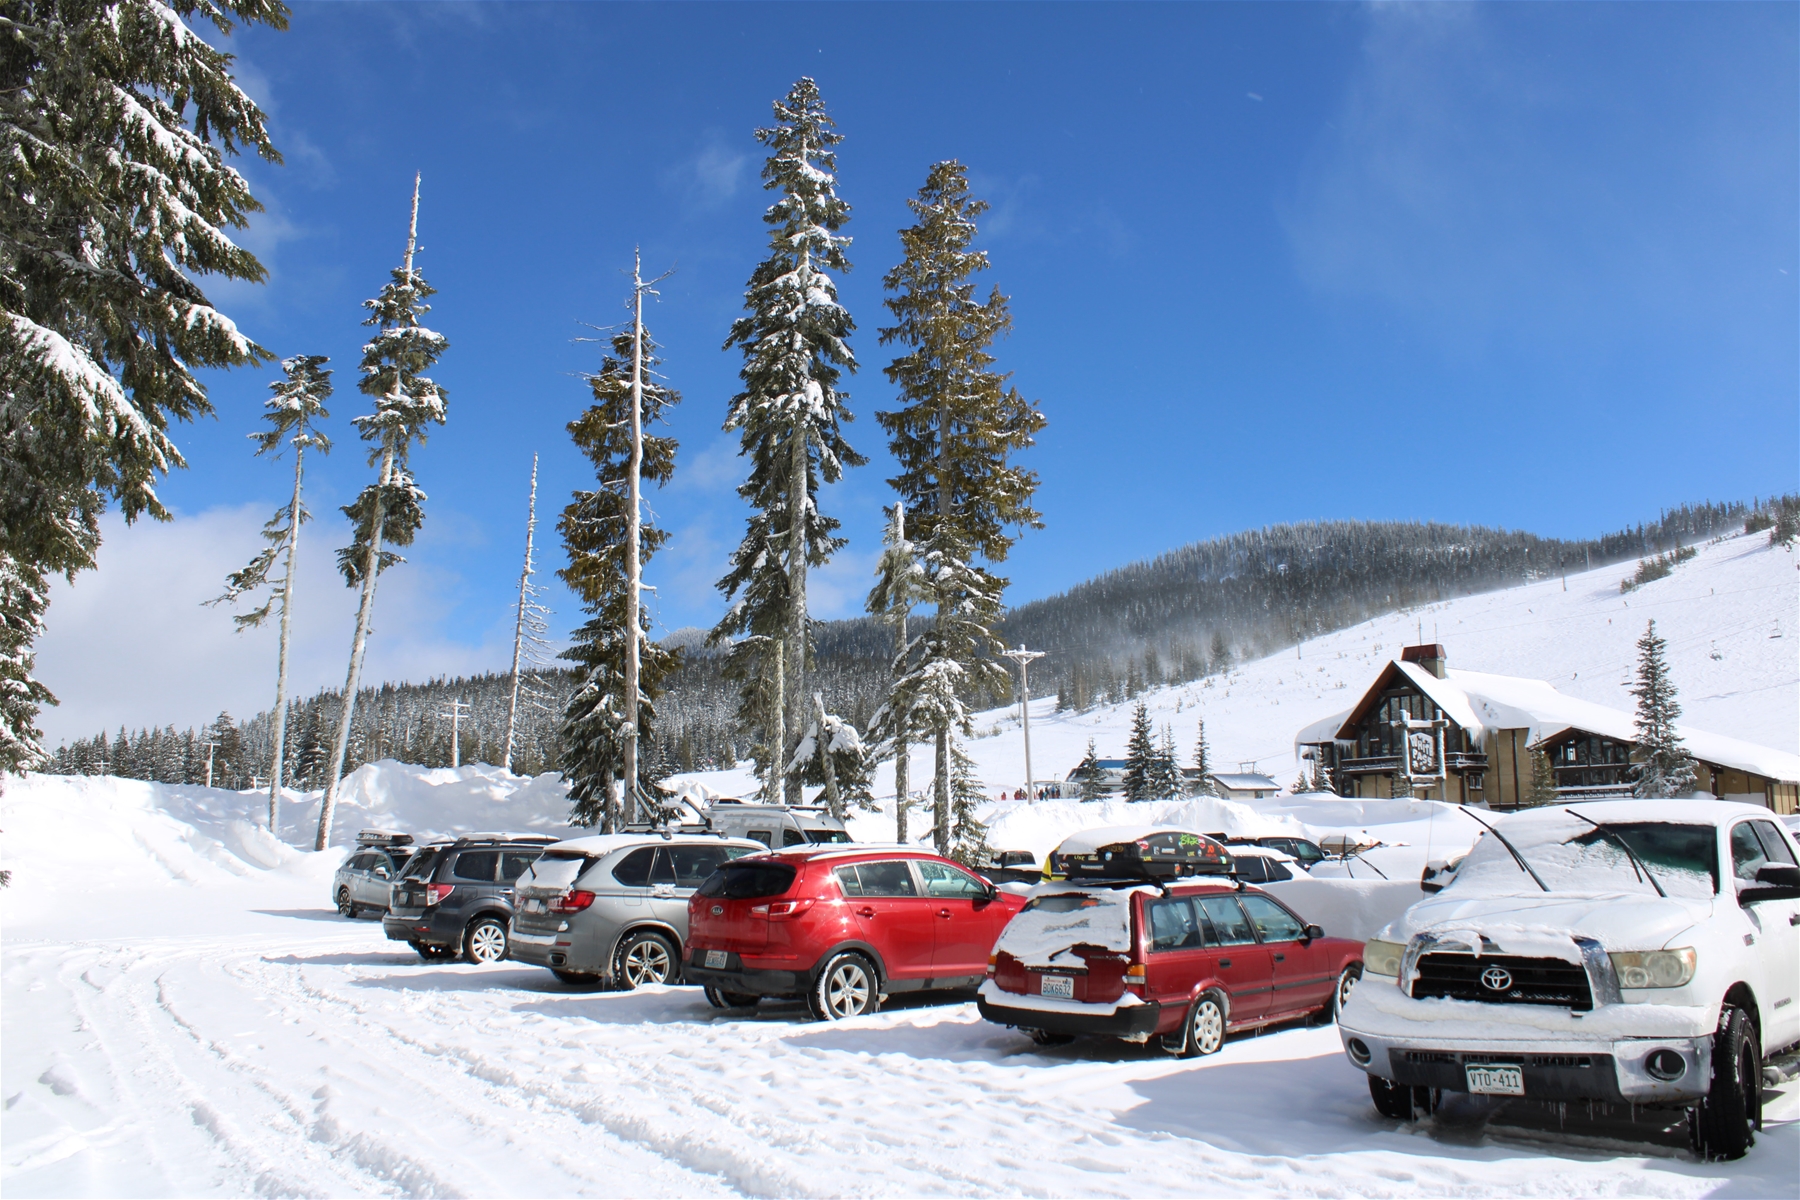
[1002,646,1046,801]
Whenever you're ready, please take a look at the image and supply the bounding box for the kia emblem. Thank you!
[711,905,723,916]
[1480,966,1513,992]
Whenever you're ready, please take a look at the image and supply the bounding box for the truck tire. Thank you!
[1369,1075,1436,1120]
[1690,1006,1760,1160]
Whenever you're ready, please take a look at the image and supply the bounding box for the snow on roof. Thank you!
[1499,797,1782,831]
[1319,659,1800,785]
[1294,708,1353,749]
[1211,774,1279,790]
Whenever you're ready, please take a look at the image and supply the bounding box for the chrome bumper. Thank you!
[1339,1025,1712,1103]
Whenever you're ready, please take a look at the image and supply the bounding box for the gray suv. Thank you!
[510,833,765,987]
[333,830,416,918]
[382,833,558,963]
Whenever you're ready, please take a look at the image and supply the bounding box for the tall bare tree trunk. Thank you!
[933,414,951,853]
[622,253,646,824]
[813,691,841,818]
[267,439,304,836]
[768,637,784,803]
[503,454,539,773]
[891,503,909,843]
[785,421,808,804]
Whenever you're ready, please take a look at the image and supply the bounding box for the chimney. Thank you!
[1402,643,1447,679]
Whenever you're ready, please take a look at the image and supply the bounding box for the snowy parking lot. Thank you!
[5,859,1795,1199]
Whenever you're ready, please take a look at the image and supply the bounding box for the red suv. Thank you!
[977,879,1363,1055]
[684,846,1028,1019]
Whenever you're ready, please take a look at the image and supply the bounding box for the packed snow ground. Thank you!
[4,528,1798,1195]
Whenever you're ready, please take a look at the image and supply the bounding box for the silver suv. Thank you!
[510,832,766,988]
[333,829,416,918]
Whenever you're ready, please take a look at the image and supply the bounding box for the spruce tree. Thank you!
[710,78,863,803]
[1192,718,1216,796]
[1525,748,1560,807]
[0,0,287,772]
[316,179,447,850]
[559,313,681,829]
[1122,701,1156,801]
[1149,723,1183,799]
[209,354,330,833]
[947,739,990,867]
[1629,619,1698,798]
[877,160,1044,852]
[787,694,876,818]
[1074,737,1107,801]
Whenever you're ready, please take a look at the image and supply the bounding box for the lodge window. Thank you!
[1355,689,1469,757]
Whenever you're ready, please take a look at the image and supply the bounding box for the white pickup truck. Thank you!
[1337,799,1800,1161]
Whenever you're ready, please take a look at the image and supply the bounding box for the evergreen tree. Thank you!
[1192,718,1216,796]
[877,160,1044,852]
[1629,619,1698,798]
[317,179,447,850]
[1122,701,1156,801]
[786,693,876,818]
[947,738,990,867]
[1309,758,1335,796]
[559,318,681,829]
[209,354,330,829]
[0,0,287,773]
[867,503,926,840]
[1073,737,1107,801]
[1147,723,1183,799]
[710,78,863,803]
[1525,748,1560,807]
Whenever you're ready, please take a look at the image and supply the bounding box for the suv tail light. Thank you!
[749,898,816,919]
[425,883,455,906]
[550,890,595,913]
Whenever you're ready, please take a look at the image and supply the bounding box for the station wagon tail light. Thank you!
[1362,939,1405,978]
[1124,964,1146,982]
[987,954,997,977]
[425,883,455,906]
[1609,947,1696,989]
[550,890,595,914]
[749,898,816,919]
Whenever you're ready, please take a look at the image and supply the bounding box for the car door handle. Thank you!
[1273,953,1285,962]
[937,909,953,919]
[856,907,876,918]
[1219,959,1232,969]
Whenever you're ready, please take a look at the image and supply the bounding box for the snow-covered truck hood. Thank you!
[1383,890,1713,955]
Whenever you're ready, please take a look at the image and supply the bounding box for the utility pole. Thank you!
[202,740,221,789]
[1002,646,1045,801]
[438,700,472,769]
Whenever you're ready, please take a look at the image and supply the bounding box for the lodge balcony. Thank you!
[1338,752,1490,776]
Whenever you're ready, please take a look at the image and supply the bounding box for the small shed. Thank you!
[1209,772,1280,801]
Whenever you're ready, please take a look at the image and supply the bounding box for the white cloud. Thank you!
[663,138,748,211]
[33,507,507,747]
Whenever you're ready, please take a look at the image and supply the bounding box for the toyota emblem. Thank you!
[1480,966,1514,992]
[711,905,723,916]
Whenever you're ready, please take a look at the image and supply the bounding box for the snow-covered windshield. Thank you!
[1454,815,1718,898]
[995,888,1139,968]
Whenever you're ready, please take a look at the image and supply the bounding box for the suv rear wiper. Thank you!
[1562,809,1667,898]
[1458,807,1549,892]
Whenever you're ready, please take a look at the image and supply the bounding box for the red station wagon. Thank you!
[684,846,1028,1019]
[977,879,1364,1056]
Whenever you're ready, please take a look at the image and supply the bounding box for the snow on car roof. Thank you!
[541,832,764,855]
[1224,844,1296,862]
[1052,826,1203,855]
[1499,798,1779,830]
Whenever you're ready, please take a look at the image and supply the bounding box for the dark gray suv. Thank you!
[381,833,557,963]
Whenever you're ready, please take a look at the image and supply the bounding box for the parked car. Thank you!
[382,833,558,963]
[509,832,767,987]
[333,829,416,917]
[1223,845,1301,884]
[1337,799,1800,1161]
[1238,836,1326,870]
[984,850,1042,885]
[977,877,1364,1054]
[702,801,851,847]
[684,846,1028,1019]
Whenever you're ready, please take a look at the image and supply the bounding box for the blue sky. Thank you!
[35,1,1799,741]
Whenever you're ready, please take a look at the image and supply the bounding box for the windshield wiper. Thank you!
[1563,809,1668,898]
[1458,807,1550,892]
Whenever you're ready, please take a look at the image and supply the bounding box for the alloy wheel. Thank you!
[467,921,507,964]
[622,938,673,988]
[823,960,872,1019]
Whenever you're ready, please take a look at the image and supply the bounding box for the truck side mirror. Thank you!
[1744,863,1800,902]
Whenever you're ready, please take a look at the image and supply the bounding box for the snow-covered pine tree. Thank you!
[867,502,926,839]
[877,160,1044,852]
[948,738,990,867]
[1629,619,1698,798]
[1192,718,1216,796]
[1525,748,1560,807]
[316,178,447,850]
[710,78,864,804]
[1149,724,1183,798]
[786,692,876,818]
[0,0,286,774]
[1074,738,1107,801]
[558,318,681,830]
[1122,701,1156,801]
[1309,757,1335,796]
[209,354,330,833]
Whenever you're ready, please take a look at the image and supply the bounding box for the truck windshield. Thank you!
[1456,815,1718,897]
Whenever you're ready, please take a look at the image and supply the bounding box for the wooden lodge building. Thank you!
[1294,644,1800,814]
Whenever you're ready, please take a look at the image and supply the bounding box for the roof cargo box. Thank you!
[1062,830,1234,881]
[356,829,413,847]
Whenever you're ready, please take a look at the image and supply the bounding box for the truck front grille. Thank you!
[1411,954,1594,1012]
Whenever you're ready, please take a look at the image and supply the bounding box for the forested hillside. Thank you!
[43,499,1779,785]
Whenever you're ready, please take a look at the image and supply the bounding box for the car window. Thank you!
[612,847,656,887]
[344,853,367,871]
[781,828,807,847]
[917,860,986,898]
[853,860,918,897]
[1239,894,1306,943]
[499,851,539,882]
[834,865,866,897]
[1263,859,1293,882]
[1195,896,1257,946]
[1148,897,1204,951]
[746,829,774,847]
[1235,856,1266,883]
[452,851,498,882]
[1751,821,1798,866]
[1731,823,1771,882]
[804,828,853,844]
[667,845,734,887]
[697,861,796,899]
[401,849,439,880]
